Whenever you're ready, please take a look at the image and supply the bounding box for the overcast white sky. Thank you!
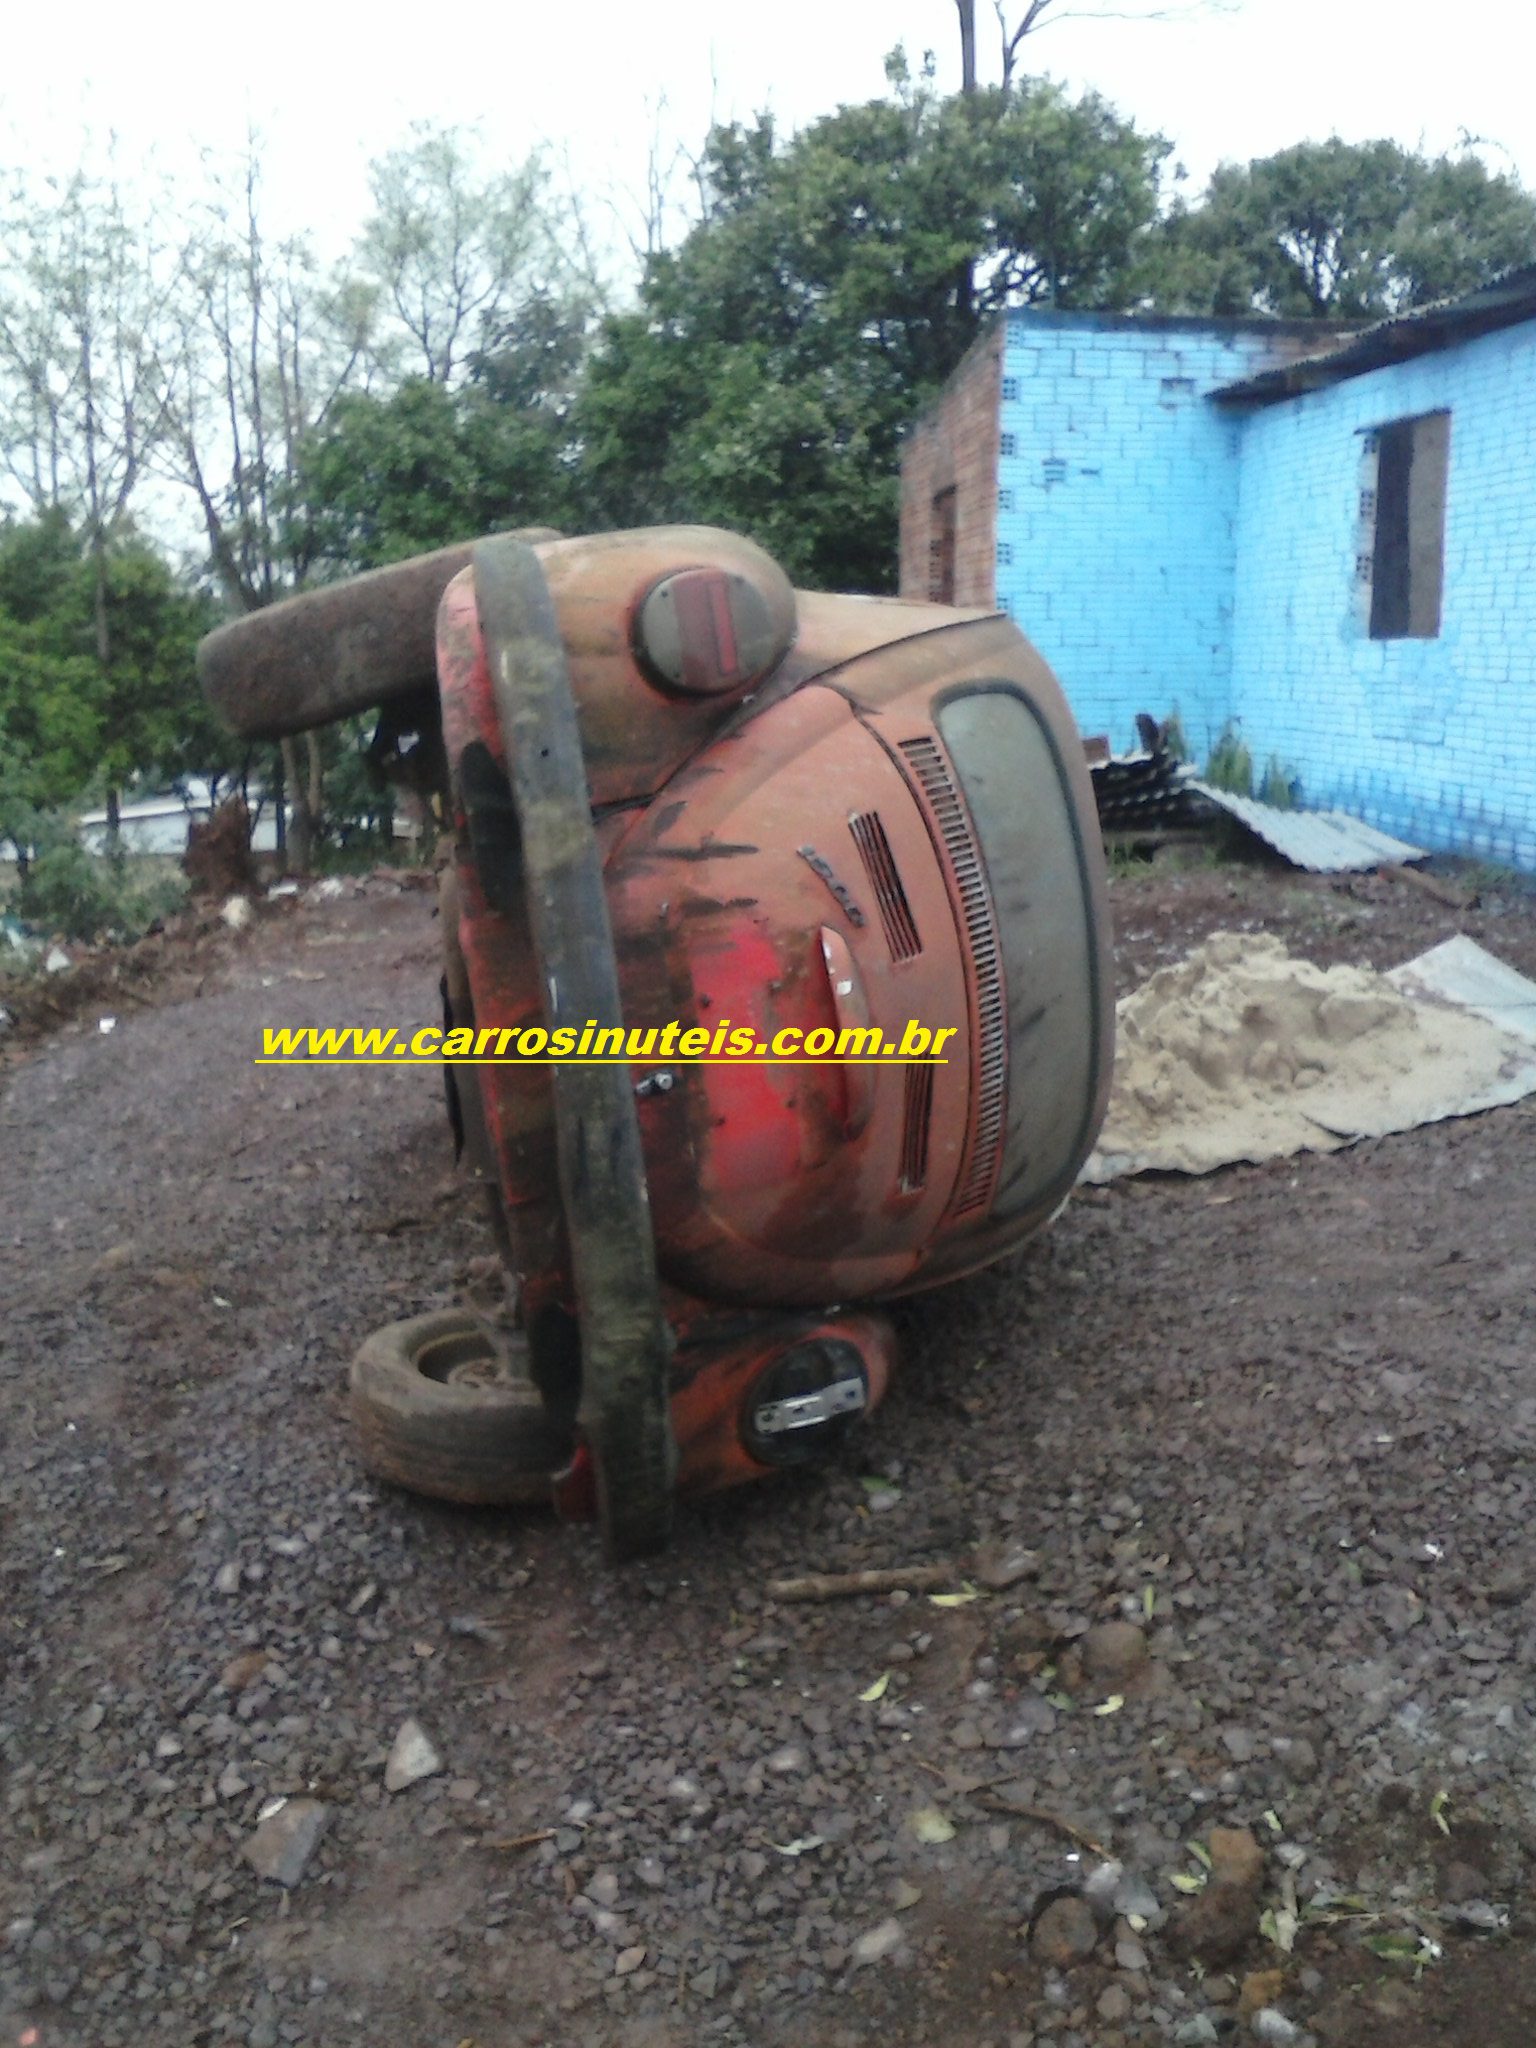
[2,0,1532,272]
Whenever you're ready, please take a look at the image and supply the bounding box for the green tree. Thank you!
[577,67,1168,590]
[1153,140,1536,319]
[0,163,176,837]
[290,295,586,575]
[0,514,221,867]
[0,512,107,869]
[358,122,595,385]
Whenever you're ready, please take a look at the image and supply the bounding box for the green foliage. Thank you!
[357,122,571,384]
[91,542,228,795]
[1204,722,1254,797]
[1258,755,1302,809]
[577,78,1169,590]
[291,374,575,574]
[1153,140,1536,318]
[16,839,186,943]
[0,514,230,839]
[318,718,398,851]
[1161,709,1191,762]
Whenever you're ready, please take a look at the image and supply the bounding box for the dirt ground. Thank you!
[4,854,1536,2048]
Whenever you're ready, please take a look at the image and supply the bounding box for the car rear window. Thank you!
[935,685,1102,1219]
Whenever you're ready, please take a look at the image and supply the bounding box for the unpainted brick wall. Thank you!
[1230,320,1536,870]
[898,329,1001,608]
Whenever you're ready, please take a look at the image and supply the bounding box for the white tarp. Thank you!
[1082,932,1536,1183]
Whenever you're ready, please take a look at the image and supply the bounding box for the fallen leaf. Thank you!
[1170,1872,1206,1895]
[1260,1905,1299,1953]
[1092,1694,1125,1716]
[1430,1788,1452,1836]
[909,1806,956,1845]
[928,1584,983,1608]
[1143,1584,1156,1621]
[1364,1931,1422,1963]
[768,1835,825,1858]
[859,1672,892,1702]
[1187,1840,1213,1870]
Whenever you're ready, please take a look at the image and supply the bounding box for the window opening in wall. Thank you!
[929,485,957,604]
[1362,410,1450,640]
[1001,376,1020,402]
[999,432,1017,457]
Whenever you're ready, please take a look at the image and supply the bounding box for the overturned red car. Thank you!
[199,525,1113,1558]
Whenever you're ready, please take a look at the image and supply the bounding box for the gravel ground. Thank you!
[4,858,1536,2048]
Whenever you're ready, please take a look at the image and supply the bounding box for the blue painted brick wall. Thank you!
[1229,321,1536,870]
[995,312,1304,758]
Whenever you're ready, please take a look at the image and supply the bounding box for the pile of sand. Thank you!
[1084,931,1536,1181]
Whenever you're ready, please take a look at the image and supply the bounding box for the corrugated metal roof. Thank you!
[1211,262,1536,406]
[1190,782,1426,871]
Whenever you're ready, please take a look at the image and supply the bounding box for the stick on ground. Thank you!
[979,1796,1109,1860]
[765,1564,958,1603]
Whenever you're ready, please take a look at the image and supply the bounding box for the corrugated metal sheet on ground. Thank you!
[1388,934,1536,1046]
[1189,782,1425,872]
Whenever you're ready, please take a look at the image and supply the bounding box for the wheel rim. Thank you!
[415,1329,523,1392]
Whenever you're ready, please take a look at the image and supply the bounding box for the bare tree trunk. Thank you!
[955,0,979,325]
[304,730,323,861]
[271,743,287,870]
[90,535,122,848]
[956,0,978,91]
[279,737,307,872]
[278,733,323,872]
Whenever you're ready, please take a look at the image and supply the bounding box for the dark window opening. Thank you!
[999,431,1017,457]
[1001,375,1020,401]
[1369,411,1450,640]
[928,486,957,604]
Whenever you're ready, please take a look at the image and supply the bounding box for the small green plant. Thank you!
[1161,708,1191,762]
[1258,756,1302,809]
[1105,842,1155,879]
[1204,722,1253,797]
[17,842,186,944]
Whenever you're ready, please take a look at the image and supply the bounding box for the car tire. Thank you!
[197,529,564,739]
[349,1309,571,1507]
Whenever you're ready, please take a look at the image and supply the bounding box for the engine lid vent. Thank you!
[898,735,1006,1215]
[899,1059,934,1193]
[848,810,921,961]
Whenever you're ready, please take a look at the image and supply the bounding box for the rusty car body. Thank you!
[199,525,1113,1558]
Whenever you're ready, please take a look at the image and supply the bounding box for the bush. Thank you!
[1160,708,1191,762]
[17,842,187,944]
[1258,756,1302,809]
[1204,722,1254,797]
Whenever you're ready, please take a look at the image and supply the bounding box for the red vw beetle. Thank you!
[200,526,1113,1558]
